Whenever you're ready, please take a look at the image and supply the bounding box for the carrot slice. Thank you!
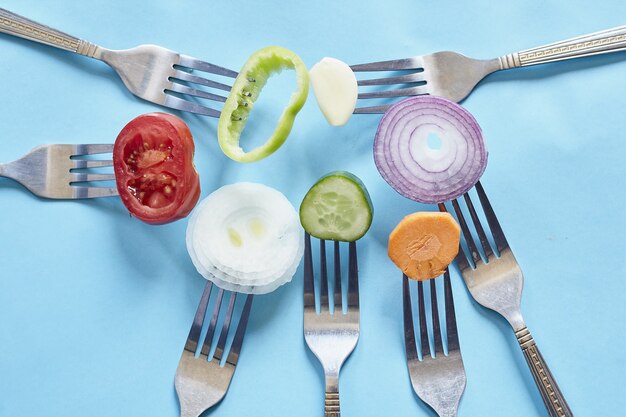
[388,212,461,280]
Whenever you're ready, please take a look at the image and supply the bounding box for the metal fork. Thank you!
[303,233,359,417]
[403,270,466,417]
[0,8,237,117]
[175,281,254,417]
[351,25,626,113]
[0,144,117,199]
[444,182,573,417]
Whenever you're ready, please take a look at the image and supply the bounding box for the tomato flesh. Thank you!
[113,113,200,225]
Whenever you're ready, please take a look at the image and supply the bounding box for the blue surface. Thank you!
[1,1,625,416]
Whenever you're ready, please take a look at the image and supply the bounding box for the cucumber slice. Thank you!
[218,46,309,163]
[299,171,373,242]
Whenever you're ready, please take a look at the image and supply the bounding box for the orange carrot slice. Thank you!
[388,212,461,280]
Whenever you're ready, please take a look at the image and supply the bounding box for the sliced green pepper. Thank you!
[218,46,309,163]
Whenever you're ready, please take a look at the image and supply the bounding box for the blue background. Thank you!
[1,1,625,416]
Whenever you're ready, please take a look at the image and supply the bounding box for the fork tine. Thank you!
[73,144,114,156]
[319,239,329,311]
[71,173,116,182]
[226,294,254,366]
[178,55,238,78]
[166,83,228,103]
[351,57,422,72]
[429,279,444,355]
[417,281,430,358]
[200,287,225,357]
[333,241,342,311]
[347,241,359,310]
[172,70,232,92]
[451,198,481,267]
[184,281,213,353]
[357,72,425,86]
[303,233,315,308]
[164,95,222,118]
[463,192,494,259]
[443,269,460,352]
[403,274,418,361]
[72,160,113,169]
[475,181,509,253]
[213,292,237,362]
[357,86,428,100]
[72,186,118,198]
[353,104,394,114]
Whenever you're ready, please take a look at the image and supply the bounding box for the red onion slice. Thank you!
[374,96,488,204]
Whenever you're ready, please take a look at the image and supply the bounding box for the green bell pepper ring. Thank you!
[218,46,309,163]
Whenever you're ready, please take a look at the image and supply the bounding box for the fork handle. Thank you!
[0,8,99,57]
[516,327,573,417]
[324,375,340,417]
[498,25,626,69]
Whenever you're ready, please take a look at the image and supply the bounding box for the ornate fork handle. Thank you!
[0,8,98,57]
[515,327,573,417]
[499,25,626,69]
[324,374,340,417]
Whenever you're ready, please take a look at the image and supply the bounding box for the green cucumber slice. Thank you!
[218,46,309,163]
[300,171,373,242]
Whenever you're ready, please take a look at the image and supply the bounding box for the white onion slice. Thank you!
[374,96,488,204]
[186,182,304,294]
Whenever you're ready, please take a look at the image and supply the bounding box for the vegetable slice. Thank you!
[218,46,309,163]
[186,182,304,294]
[300,171,373,242]
[310,57,358,126]
[113,113,200,225]
[374,96,488,204]
[388,212,460,280]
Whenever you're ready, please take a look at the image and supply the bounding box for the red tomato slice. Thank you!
[113,113,200,224]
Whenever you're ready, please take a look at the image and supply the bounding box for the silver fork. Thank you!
[351,25,626,113]
[0,144,117,199]
[444,182,573,417]
[175,281,254,417]
[303,233,359,417]
[403,270,466,417]
[0,8,237,117]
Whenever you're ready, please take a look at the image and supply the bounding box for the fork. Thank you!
[303,233,359,417]
[443,182,573,417]
[0,143,117,199]
[175,281,254,417]
[0,8,237,117]
[403,270,466,417]
[351,25,626,113]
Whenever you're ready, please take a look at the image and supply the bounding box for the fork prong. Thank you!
[451,198,481,267]
[72,144,114,156]
[439,202,470,271]
[71,173,116,182]
[184,281,213,353]
[72,186,118,198]
[443,269,460,352]
[172,70,232,92]
[353,104,394,114]
[475,181,510,253]
[429,279,444,355]
[463,192,494,259]
[200,288,225,357]
[213,292,237,362]
[347,241,359,310]
[178,55,238,78]
[403,274,418,361]
[333,241,342,311]
[351,57,422,72]
[163,95,222,118]
[417,281,431,358]
[226,294,254,366]
[167,83,228,103]
[357,86,428,100]
[303,233,315,308]
[72,160,113,169]
[357,71,425,86]
[319,239,329,311]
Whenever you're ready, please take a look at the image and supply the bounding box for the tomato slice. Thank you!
[113,113,200,224]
